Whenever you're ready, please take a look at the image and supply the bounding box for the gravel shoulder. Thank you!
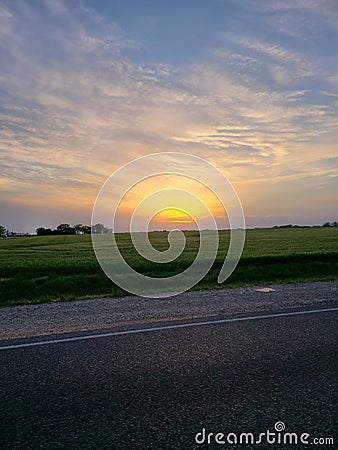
[0,281,337,340]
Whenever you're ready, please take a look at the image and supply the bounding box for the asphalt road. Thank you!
[0,305,337,450]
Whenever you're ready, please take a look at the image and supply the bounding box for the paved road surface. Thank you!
[0,301,337,449]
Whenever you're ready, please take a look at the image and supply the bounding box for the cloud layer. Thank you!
[0,0,337,231]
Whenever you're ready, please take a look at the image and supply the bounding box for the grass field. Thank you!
[0,227,337,306]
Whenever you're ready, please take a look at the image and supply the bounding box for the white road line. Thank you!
[0,307,337,351]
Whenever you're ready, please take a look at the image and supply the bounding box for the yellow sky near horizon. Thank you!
[113,173,228,231]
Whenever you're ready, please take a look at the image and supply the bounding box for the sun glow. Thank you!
[113,173,229,231]
[152,208,194,224]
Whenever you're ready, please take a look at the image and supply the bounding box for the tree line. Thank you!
[36,223,110,235]
[0,223,110,237]
[0,221,337,238]
[273,221,337,228]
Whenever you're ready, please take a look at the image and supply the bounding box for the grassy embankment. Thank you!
[0,227,337,306]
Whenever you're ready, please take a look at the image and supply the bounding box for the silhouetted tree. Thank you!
[36,227,54,236]
[56,223,76,235]
[92,223,107,234]
[81,225,91,234]
[74,224,85,234]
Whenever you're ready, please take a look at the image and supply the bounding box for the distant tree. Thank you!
[92,223,107,234]
[56,223,76,235]
[279,224,293,228]
[74,224,85,235]
[36,227,54,236]
[323,222,331,227]
[81,225,91,234]
[36,227,46,236]
[75,224,92,234]
[0,225,7,237]
[331,221,337,227]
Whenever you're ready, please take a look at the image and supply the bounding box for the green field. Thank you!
[0,227,337,306]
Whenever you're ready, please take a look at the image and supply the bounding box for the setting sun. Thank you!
[112,172,229,231]
[151,208,194,226]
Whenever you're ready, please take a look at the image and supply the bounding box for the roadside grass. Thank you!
[0,228,337,306]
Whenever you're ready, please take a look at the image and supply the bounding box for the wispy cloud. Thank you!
[0,0,337,230]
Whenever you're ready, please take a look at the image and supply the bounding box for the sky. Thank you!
[1,0,337,232]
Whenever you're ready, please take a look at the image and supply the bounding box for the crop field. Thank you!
[0,227,337,306]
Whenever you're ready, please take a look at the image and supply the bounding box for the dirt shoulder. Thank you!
[0,281,337,340]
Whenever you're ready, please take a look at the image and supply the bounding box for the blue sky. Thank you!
[0,0,337,232]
